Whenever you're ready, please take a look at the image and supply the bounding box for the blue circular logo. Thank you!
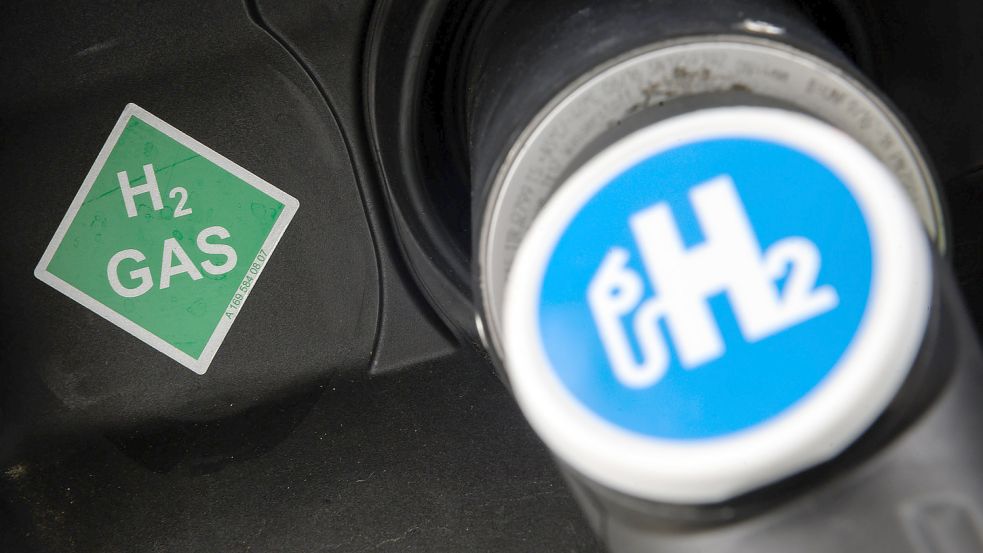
[537,137,873,440]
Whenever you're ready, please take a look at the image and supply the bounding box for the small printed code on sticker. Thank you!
[225,249,268,319]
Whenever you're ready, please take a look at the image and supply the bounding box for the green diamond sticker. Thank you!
[35,104,299,374]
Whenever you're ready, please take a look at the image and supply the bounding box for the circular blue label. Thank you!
[537,138,873,440]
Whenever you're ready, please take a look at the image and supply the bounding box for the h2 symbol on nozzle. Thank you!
[587,175,838,389]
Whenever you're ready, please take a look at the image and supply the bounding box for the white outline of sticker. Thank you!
[503,106,932,504]
[34,103,300,375]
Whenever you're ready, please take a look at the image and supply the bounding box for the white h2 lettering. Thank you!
[118,164,164,217]
[587,175,838,388]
